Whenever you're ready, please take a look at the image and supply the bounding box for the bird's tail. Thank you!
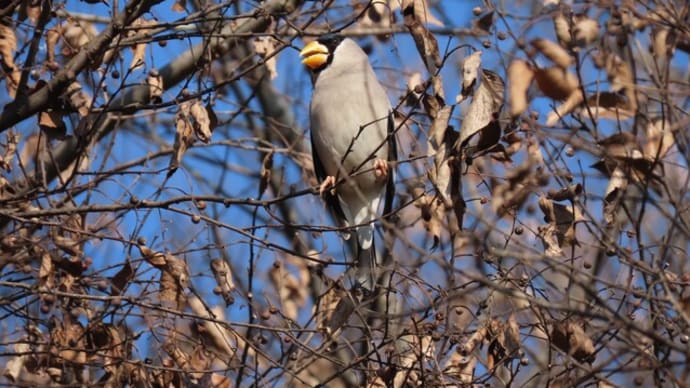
[355,236,377,292]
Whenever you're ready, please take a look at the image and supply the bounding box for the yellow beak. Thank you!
[300,41,329,69]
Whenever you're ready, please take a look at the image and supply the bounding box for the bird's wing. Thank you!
[383,111,396,219]
[311,133,347,223]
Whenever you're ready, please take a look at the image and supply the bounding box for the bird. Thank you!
[300,35,396,291]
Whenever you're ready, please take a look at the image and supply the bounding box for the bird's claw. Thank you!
[373,159,389,180]
[319,176,336,196]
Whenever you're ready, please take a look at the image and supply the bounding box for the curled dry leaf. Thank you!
[127,18,156,70]
[458,51,482,102]
[188,296,237,359]
[3,342,31,382]
[414,191,444,248]
[644,118,675,160]
[0,131,19,172]
[210,258,236,306]
[45,28,60,69]
[581,92,635,121]
[444,350,476,384]
[38,110,67,139]
[169,103,195,176]
[486,315,521,370]
[507,60,534,118]
[190,100,213,143]
[598,52,636,110]
[138,245,189,309]
[457,69,504,149]
[393,334,435,386]
[252,36,280,80]
[534,67,578,100]
[110,260,134,295]
[258,151,274,198]
[398,0,444,27]
[0,23,20,98]
[539,195,583,247]
[531,38,574,69]
[324,285,362,338]
[405,71,424,106]
[572,15,600,46]
[603,167,627,226]
[315,282,340,332]
[51,316,87,364]
[545,89,584,126]
[65,82,90,117]
[403,0,442,77]
[146,70,164,104]
[61,19,96,57]
[550,320,596,363]
[269,259,308,321]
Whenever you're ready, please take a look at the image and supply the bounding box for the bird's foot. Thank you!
[319,175,337,196]
[373,159,389,180]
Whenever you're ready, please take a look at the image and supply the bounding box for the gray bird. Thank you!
[300,36,396,290]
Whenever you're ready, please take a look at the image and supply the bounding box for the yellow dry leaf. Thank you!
[508,60,534,117]
[531,38,574,69]
[545,90,584,126]
[457,50,482,102]
[534,67,578,100]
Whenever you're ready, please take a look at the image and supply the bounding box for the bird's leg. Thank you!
[373,159,389,181]
[319,175,337,196]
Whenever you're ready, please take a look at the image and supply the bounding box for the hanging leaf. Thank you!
[457,69,504,149]
[534,67,578,100]
[189,100,213,143]
[507,60,534,118]
[146,69,163,104]
[210,258,236,306]
[550,320,596,363]
[457,51,482,102]
[252,36,280,80]
[168,103,195,176]
[0,23,20,98]
[531,38,574,69]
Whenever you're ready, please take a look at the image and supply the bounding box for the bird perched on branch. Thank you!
[300,35,396,291]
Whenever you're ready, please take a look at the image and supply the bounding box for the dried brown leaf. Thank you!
[458,51,482,102]
[110,260,134,295]
[573,16,600,46]
[324,286,362,338]
[65,82,90,117]
[581,92,635,121]
[147,70,163,104]
[38,110,67,139]
[399,0,444,27]
[169,104,195,175]
[46,28,60,68]
[252,36,280,79]
[258,151,273,198]
[403,1,442,75]
[545,89,584,126]
[0,131,19,172]
[210,258,236,306]
[314,283,340,332]
[172,0,186,12]
[458,70,504,147]
[534,67,578,100]
[61,19,96,57]
[644,118,675,160]
[190,100,213,143]
[444,350,476,384]
[550,321,596,363]
[0,23,20,98]
[507,60,534,118]
[188,296,237,359]
[531,38,574,69]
